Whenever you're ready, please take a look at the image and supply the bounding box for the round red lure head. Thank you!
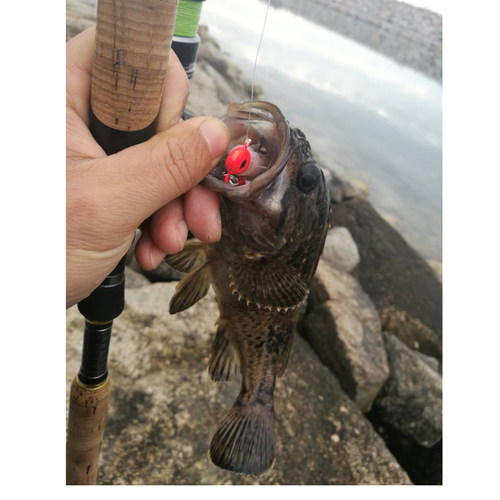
[225,143,251,178]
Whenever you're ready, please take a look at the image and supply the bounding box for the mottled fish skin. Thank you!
[166,101,330,475]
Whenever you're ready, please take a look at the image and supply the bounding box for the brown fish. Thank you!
[166,101,330,475]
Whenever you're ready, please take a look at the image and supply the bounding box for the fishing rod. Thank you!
[66,0,205,484]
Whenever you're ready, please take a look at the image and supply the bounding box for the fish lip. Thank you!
[202,101,291,200]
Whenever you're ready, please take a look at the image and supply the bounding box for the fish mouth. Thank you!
[203,101,291,199]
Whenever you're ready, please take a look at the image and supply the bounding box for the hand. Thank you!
[66,26,230,308]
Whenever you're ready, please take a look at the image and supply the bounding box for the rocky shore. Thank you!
[66,1,442,485]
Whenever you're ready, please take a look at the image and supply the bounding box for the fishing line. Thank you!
[246,0,271,141]
[224,0,272,185]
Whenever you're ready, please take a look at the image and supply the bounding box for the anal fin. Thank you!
[208,325,240,382]
[169,262,212,314]
[277,329,294,377]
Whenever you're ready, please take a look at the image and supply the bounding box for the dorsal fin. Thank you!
[169,262,212,314]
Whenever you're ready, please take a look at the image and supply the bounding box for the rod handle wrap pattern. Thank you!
[66,377,111,485]
[91,0,180,131]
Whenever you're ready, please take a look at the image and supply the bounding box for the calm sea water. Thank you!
[200,0,442,261]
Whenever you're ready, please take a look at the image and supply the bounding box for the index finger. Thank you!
[66,25,96,125]
[155,49,189,132]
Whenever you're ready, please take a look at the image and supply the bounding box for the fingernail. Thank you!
[200,118,230,159]
[176,220,188,250]
[206,211,221,243]
[149,246,166,270]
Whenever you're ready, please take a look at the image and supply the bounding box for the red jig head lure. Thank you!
[224,138,252,184]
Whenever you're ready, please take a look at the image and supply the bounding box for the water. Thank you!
[200,0,442,261]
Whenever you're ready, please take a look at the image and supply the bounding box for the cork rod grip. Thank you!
[91,0,180,131]
[66,378,111,485]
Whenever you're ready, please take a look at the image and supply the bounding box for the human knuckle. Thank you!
[151,135,197,192]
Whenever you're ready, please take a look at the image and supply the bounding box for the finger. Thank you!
[184,185,221,243]
[135,225,168,271]
[149,198,188,255]
[97,116,230,231]
[66,25,96,124]
[155,50,189,132]
[67,106,106,161]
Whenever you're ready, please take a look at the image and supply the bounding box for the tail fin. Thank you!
[209,402,275,475]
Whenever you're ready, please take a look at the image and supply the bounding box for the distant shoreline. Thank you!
[67,0,442,82]
[263,0,442,82]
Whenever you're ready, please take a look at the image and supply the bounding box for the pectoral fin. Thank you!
[164,239,208,273]
[169,262,212,314]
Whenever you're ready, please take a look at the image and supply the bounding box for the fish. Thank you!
[165,101,330,475]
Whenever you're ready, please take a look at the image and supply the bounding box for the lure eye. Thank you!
[237,158,248,172]
[296,162,321,193]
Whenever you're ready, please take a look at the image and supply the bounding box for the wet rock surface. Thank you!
[367,409,442,485]
[366,332,442,484]
[373,332,442,447]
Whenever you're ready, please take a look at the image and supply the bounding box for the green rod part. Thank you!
[175,0,204,38]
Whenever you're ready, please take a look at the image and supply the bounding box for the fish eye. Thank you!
[296,163,320,193]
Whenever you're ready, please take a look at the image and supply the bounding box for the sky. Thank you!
[398,0,444,14]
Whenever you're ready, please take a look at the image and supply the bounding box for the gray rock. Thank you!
[373,332,442,447]
[186,25,260,117]
[331,197,442,361]
[322,227,360,273]
[323,169,344,204]
[426,259,442,282]
[380,306,442,365]
[304,260,389,412]
[203,63,244,106]
[186,61,228,117]
[67,282,411,484]
[342,179,368,200]
[321,167,365,204]
[412,350,440,373]
[66,0,95,40]
[125,266,151,289]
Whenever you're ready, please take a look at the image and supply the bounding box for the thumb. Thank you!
[99,116,230,229]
